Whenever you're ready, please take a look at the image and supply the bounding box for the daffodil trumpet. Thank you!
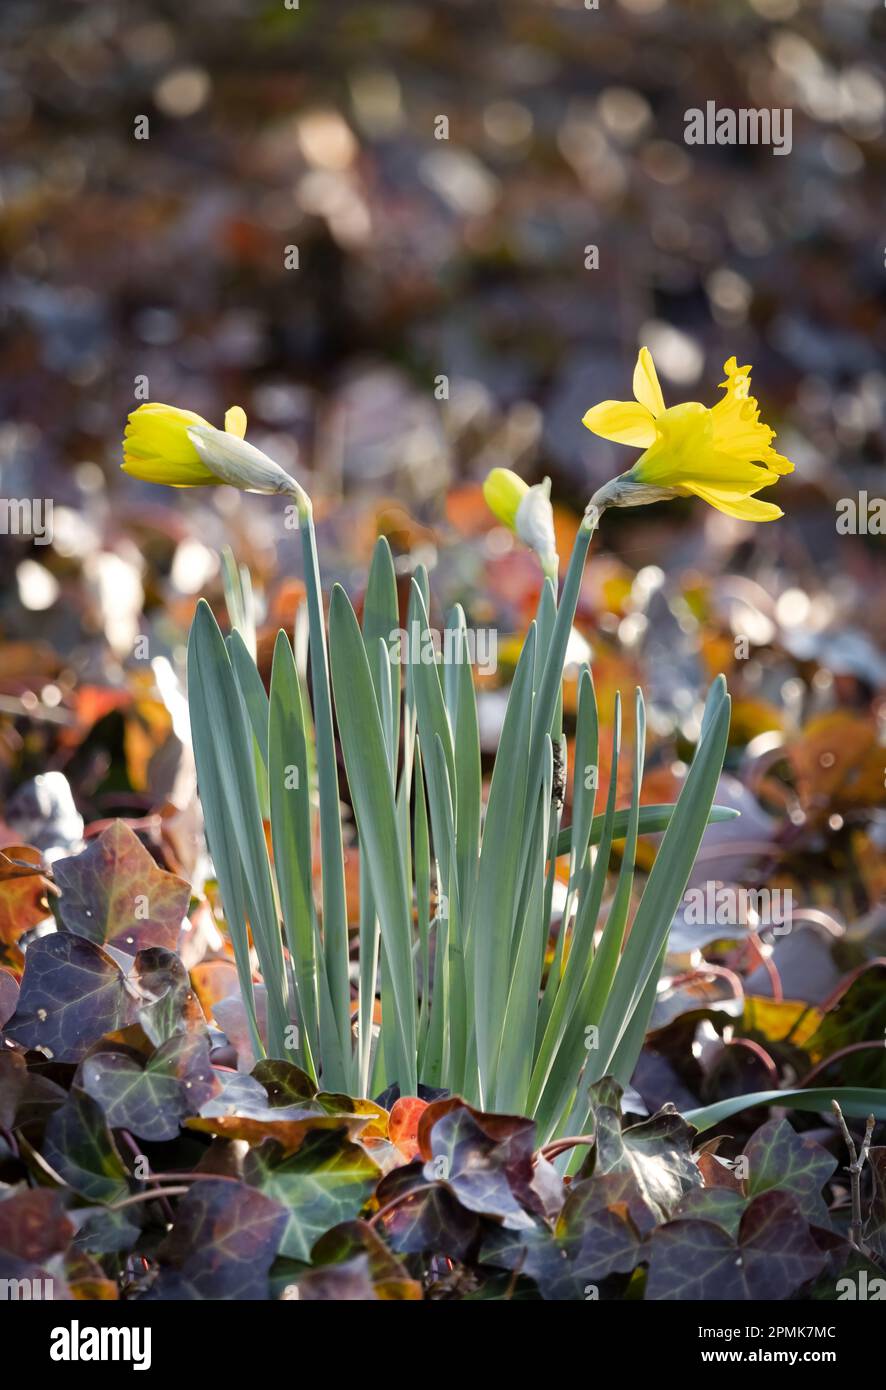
[582,349,794,522]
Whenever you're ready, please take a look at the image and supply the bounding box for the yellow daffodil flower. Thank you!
[582,349,794,522]
[483,467,559,579]
[122,402,302,498]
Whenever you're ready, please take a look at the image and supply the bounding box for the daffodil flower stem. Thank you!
[296,503,353,1088]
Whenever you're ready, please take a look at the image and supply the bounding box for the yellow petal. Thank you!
[687,483,784,521]
[633,347,666,417]
[225,406,247,438]
[121,455,218,486]
[483,467,529,531]
[582,400,657,448]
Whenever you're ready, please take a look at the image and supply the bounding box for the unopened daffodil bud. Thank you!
[583,349,793,523]
[483,467,559,580]
[483,466,528,530]
[123,403,307,506]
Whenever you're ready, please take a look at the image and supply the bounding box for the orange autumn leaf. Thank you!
[389,1096,428,1160]
[0,845,55,945]
[191,959,240,1020]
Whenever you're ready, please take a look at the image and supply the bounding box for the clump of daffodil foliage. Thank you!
[121,349,792,1139]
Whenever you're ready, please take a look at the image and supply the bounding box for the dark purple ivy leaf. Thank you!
[646,1191,827,1300]
[139,1179,287,1300]
[585,1078,701,1223]
[306,1219,420,1299]
[41,1089,130,1204]
[294,1255,378,1300]
[737,1191,830,1299]
[70,1204,143,1256]
[375,1161,479,1260]
[133,947,206,1046]
[53,820,189,955]
[79,1034,220,1142]
[564,1168,661,1237]
[4,934,137,1062]
[480,1178,644,1300]
[744,1117,837,1224]
[422,1106,537,1230]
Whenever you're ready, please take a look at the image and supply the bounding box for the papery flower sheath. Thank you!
[483,466,559,579]
[122,403,300,496]
[582,349,794,521]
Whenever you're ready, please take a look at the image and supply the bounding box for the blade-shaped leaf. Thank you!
[329,585,416,1093]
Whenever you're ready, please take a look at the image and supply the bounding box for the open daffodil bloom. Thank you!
[123,402,302,498]
[583,349,793,521]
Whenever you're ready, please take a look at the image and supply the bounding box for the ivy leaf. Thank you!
[79,1034,220,1142]
[70,1205,143,1257]
[4,934,137,1062]
[585,1078,701,1222]
[421,1104,537,1229]
[41,1089,130,1204]
[252,1058,318,1106]
[389,1097,428,1160]
[243,1130,380,1261]
[132,947,206,1045]
[140,1179,287,1300]
[0,846,54,946]
[565,1167,660,1236]
[481,1177,644,1300]
[744,1117,837,1223]
[375,1161,479,1259]
[188,1070,372,1149]
[672,1186,746,1238]
[646,1191,827,1300]
[304,1220,422,1300]
[291,1258,379,1299]
[54,820,190,955]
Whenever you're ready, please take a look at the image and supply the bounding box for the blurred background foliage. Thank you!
[0,0,883,1036]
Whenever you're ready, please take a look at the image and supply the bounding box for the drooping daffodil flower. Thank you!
[483,467,559,580]
[582,349,794,522]
[122,403,308,507]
